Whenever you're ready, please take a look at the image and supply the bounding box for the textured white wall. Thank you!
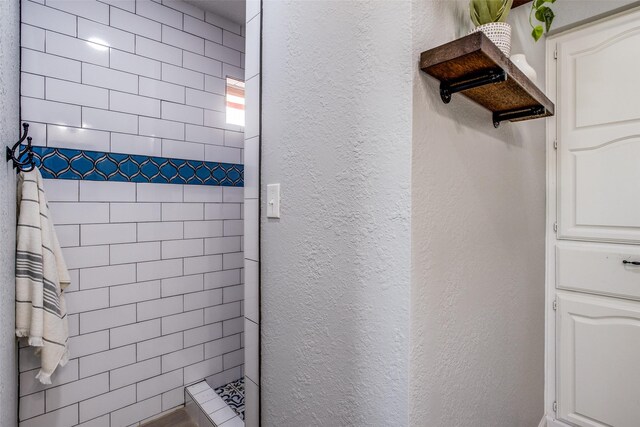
[410,1,546,426]
[261,1,412,425]
[0,0,20,425]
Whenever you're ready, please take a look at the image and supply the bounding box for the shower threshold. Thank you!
[185,379,245,426]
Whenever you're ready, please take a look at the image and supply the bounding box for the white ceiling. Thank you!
[186,0,246,25]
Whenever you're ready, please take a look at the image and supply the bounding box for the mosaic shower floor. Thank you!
[215,378,245,420]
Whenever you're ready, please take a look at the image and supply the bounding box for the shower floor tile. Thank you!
[215,378,245,420]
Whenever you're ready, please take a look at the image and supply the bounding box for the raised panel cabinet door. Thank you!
[557,292,640,427]
[556,7,640,243]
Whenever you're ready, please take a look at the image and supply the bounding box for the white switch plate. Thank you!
[267,184,280,218]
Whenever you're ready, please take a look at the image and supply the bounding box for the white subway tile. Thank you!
[204,270,241,289]
[80,264,136,290]
[245,319,258,381]
[22,49,81,82]
[223,348,243,370]
[25,121,46,147]
[46,0,109,24]
[19,404,78,427]
[46,31,109,67]
[162,345,203,373]
[162,25,204,54]
[246,0,260,21]
[203,109,226,129]
[244,136,259,199]
[184,186,222,203]
[223,63,244,81]
[186,88,224,111]
[205,12,241,36]
[137,221,183,241]
[165,106,204,131]
[204,75,225,95]
[110,91,161,117]
[205,41,241,67]
[161,274,203,297]
[21,73,44,98]
[245,15,260,79]
[79,345,136,378]
[183,15,221,42]
[182,52,221,77]
[137,258,182,281]
[77,414,110,427]
[110,396,161,427]
[223,316,243,336]
[184,289,222,311]
[137,295,182,321]
[62,245,109,269]
[80,304,136,334]
[22,97,81,128]
[162,309,203,335]
[110,319,160,348]
[222,283,243,303]
[79,181,136,202]
[82,107,138,134]
[82,223,135,246]
[137,369,183,402]
[136,0,183,28]
[19,359,79,396]
[68,331,109,359]
[245,74,259,138]
[139,77,185,103]
[111,241,160,264]
[184,220,222,239]
[137,182,183,202]
[136,35,182,65]
[222,187,244,203]
[68,312,80,335]
[204,335,240,360]
[82,63,138,93]
[45,373,109,411]
[204,236,241,255]
[162,62,204,89]
[184,254,222,275]
[111,202,161,222]
[110,49,161,79]
[162,386,186,411]
[186,124,224,145]
[109,358,160,390]
[21,24,45,51]
[65,288,109,314]
[162,203,203,221]
[204,302,240,324]
[245,260,258,322]
[162,239,203,259]
[100,0,135,12]
[223,219,243,236]
[244,198,257,259]
[79,385,136,423]
[209,402,237,426]
[78,18,134,52]
[162,138,205,161]
[110,280,161,306]
[222,30,245,52]
[204,204,240,220]
[19,391,45,421]
[204,145,241,164]
[184,356,222,384]
[183,323,222,348]
[54,224,79,247]
[224,131,243,148]
[139,116,185,140]
[136,332,182,361]
[111,133,162,156]
[47,124,111,152]
[110,7,161,40]
[162,0,203,20]
[22,1,76,36]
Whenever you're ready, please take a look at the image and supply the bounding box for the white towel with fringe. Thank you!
[15,168,70,384]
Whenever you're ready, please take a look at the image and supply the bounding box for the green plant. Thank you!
[470,0,514,26]
[530,0,557,41]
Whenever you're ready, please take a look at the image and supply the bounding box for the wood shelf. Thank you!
[420,32,554,127]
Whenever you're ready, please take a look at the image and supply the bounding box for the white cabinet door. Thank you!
[556,8,640,243]
[557,292,640,427]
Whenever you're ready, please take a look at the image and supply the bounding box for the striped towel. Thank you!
[15,168,70,385]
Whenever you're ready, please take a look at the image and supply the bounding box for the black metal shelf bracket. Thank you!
[492,106,546,128]
[439,69,507,104]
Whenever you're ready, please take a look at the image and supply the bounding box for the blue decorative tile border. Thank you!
[29,146,243,187]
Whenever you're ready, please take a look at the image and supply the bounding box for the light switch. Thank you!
[267,184,280,218]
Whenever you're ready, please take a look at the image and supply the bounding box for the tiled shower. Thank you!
[15,0,259,426]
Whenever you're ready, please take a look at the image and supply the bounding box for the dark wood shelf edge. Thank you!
[513,0,531,8]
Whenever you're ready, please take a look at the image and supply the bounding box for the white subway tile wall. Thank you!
[18,0,245,426]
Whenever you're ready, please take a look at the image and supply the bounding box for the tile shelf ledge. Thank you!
[420,32,554,128]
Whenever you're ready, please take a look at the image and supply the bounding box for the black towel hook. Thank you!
[6,123,36,173]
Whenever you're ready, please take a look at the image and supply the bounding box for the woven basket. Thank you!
[470,22,512,56]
